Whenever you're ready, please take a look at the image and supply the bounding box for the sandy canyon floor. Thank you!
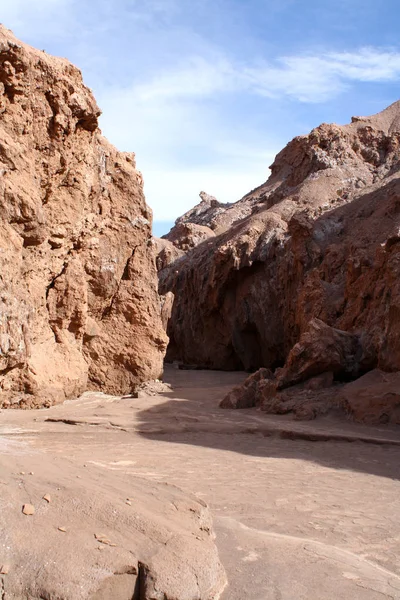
[1,367,400,599]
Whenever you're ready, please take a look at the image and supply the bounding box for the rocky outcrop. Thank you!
[169,191,229,232]
[0,27,167,408]
[221,363,400,424]
[153,237,185,272]
[276,319,362,389]
[221,359,339,421]
[164,221,215,252]
[220,368,273,409]
[219,320,353,420]
[159,102,400,422]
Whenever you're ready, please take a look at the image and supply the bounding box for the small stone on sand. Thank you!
[0,564,10,574]
[94,533,116,546]
[58,526,67,532]
[43,494,51,503]
[22,504,35,515]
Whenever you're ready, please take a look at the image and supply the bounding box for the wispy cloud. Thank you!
[97,45,400,220]
[246,48,400,102]
[133,57,238,102]
[98,79,276,220]
[131,47,400,104]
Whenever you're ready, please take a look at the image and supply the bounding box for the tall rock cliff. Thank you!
[0,26,168,408]
[159,102,400,421]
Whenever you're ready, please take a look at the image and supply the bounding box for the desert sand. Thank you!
[1,367,399,599]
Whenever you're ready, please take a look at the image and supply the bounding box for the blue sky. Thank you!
[2,0,400,235]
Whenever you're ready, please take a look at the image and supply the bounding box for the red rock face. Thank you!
[0,27,167,408]
[159,102,400,421]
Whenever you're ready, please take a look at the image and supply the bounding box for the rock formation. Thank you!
[170,190,229,232]
[158,102,400,423]
[0,26,168,408]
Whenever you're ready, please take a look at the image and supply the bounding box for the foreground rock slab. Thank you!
[0,438,225,599]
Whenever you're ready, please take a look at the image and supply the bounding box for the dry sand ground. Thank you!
[1,366,400,599]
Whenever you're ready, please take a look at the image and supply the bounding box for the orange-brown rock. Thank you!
[164,221,216,251]
[0,27,167,408]
[276,319,362,389]
[219,342,339,420]
[153,236,184,272]
[171,190,229,232]
[340,369,400,424]
[160,102,400,422]
[220,367,273,409]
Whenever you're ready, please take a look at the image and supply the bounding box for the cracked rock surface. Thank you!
[0,26,167,408]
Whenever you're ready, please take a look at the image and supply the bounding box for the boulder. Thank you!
[222,362,338,421]
[340,369,400,424]
[259,384,338,421]
[220,368,273,408]
[277,319,361,389]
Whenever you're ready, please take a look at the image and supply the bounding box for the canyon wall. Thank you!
[158,103,400,421]
[0,26,167,408]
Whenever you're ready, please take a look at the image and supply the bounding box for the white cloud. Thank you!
[98,82,276,220]
[327,48,400,80]
[98,45,400,220]
[133,56,239,102]
[247,49,400,102]
[126,47,400,105]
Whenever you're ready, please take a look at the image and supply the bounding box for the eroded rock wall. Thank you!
[0,26,167,408]
[159,103,400,378]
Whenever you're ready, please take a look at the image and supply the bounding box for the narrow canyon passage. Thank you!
[2,21,400,600]
[2,367,400,599]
